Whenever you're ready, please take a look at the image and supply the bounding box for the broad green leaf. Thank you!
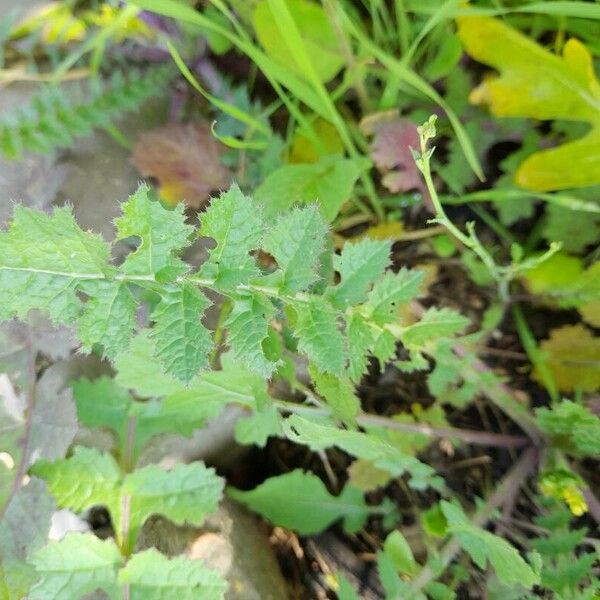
[199,185,263,288]
[458,16,600,191]
[78,281,136,359]
[263,204,328,293]
[309,365,360,425]
[29,533,122,600]
[118,549,226,600]
[225,293,277,377]
[73,376,133,450]
[228,470,373,534]
[400,307,469,347]
[115,184,193,279]
[0,205,109,323]
[383,530,417,576]
[122,462,224,541]
[151,284,213,382]
[366,269,425,325]
[255,155,367,222]
[252,0,344,83]
[31,447,121,517]
[234,405,282,447]
[441,501,539,588]
[327,239,391,308]
[294,297,345,375]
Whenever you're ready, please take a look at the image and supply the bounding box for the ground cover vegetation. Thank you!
[0,0,599,598]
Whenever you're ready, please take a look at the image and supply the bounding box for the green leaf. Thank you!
[255,155,366,222]
[29,533,122,600]
[118,549,226,600]
[78,281,137,359]
[283,414,433,486]
[199,185,263,288]
[252,0,344,83]
[0,205,109,323]
[151,284,213,382]
[294,297,345,375]
[228,470,373,534]
[234,405,282,447]
[225,293,277,377]
[346,313,375,382]
[122,462,224,541]
[400,308,469,347]
[327,239,391,308]
[309,365,360,424]
[263,204,328,293]
[366,269,425,325]
[31,447,121,517]
[536,399,600,456]
[115,184,193,279]
[34,447,224,547]
[73,376,132,450]
[115,331,184,397]
[383,530,417,576]
[441,501,539,588]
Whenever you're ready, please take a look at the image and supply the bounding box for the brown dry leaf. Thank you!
[536,324,600,393]
[362,112,431,209]
[131,122,231,208]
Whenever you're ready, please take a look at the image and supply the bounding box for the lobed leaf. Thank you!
[199,185,263,288]
[115,184,193,280]
[327,238,391,308]
[366,269,424,325]
[263,204,328,293]
[294,297,345,375]
[151,284,213,383]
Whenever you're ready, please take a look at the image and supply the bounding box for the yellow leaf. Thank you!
[580,301,600,328]
[536,325,600,392]
[457,16,600,192]
[288,119,343,164]
[362,221,405,241]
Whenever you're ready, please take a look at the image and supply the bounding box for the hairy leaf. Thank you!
[199,185,263,288]
[263,204,328,293]
[327,239,391,308]
[400,308,469,347]
[228,470,373,534]
[151,285,213,382]
[0,205,109,322]
[294,297,345,375]
[458,16,600,191]
[118,549,226,600]
[225,293,277,378]
[366,269,424,325]
[115,184,193,280]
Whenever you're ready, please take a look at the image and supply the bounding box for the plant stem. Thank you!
[272,400,530,449]
[409,446,538,596]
